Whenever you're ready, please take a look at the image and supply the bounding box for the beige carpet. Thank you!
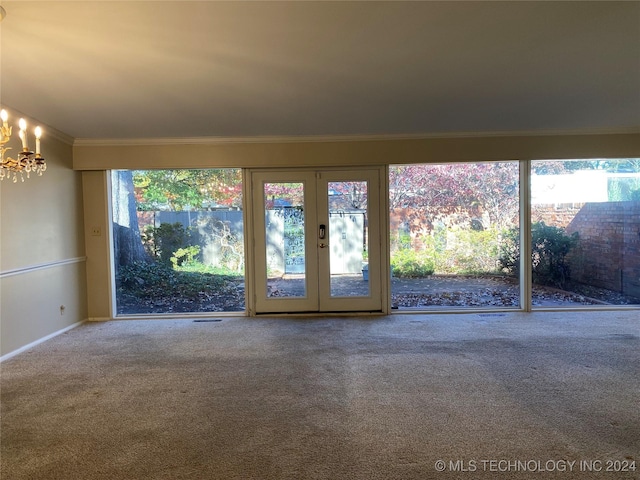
[1,312,639,480]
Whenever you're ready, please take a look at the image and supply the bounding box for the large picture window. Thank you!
[388,162,520,309]
[108,159,639,315]
[528,159,640,307]
[111,169,245,315]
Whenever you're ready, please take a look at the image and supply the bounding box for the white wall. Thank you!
[0,111,87,358]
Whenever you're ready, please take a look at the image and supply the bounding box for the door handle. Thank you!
[319,243,328,248]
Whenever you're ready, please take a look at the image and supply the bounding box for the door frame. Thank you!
[244,166,390,315]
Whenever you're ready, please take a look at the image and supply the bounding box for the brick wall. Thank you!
[532,204,583,228]
[566,202,640,299]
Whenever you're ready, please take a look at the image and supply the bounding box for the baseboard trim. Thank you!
[0,320,85,362]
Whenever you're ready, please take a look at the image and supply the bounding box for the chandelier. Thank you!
[0,109,46,182]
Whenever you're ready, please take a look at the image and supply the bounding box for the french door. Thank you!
[249,168,386,314]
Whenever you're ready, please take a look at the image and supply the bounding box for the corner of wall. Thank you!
[1,116,88,358]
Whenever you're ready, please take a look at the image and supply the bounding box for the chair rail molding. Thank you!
[0,256,87,279]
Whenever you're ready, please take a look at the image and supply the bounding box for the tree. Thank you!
[133,169,243,210]
[112,170,148,266]
[462,163,519,228]
[609,158,640,173]
[263,182,304,208]
[531,159,616,175]
[389,162,519,232]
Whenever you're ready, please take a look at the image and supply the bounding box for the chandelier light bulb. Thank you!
[0,108,47,181]
[35,127,42,155]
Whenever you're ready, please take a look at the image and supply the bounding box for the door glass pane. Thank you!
[112,169,245,315]
[328,181,370,297]
[264,182,306,298]
[530,159,640,307]
[389,162,520,310]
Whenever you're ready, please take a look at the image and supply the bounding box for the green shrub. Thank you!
[116,261,176,291]
[498,228,519,276]
[404,228,503,275]
[115,260,233,301]
[432,228,501,274]
[143,222,196,266]
[499,221,579,288]
[391,249,435,278]
[170,245,201,268]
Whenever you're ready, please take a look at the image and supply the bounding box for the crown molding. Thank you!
[41,125,75,146]
[73,126,640,147]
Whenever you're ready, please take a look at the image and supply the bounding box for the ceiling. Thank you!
[1,1,639,141]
